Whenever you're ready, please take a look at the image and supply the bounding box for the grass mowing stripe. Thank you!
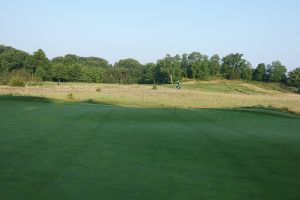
[169,108,300,199]
[170,109,264,198]
[0,96,299,200]
[30,106,117,200]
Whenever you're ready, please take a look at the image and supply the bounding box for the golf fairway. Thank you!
[0,96,300,200]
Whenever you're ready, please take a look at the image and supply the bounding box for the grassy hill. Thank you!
[0,96,299,199]
[164,80,289,94]
[1,80,299,113]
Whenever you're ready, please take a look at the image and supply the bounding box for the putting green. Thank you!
[0,96,299,200]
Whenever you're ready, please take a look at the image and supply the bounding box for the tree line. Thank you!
[0,45,299,88]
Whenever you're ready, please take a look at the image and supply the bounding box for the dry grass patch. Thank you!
[0,82,299,113]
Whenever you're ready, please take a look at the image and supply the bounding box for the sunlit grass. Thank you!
[0,81,299,113]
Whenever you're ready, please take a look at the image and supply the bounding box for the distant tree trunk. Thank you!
[170,74,173,84]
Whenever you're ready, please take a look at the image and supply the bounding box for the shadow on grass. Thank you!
[239,105,299,116]
[0,94,56,103]
[80,99,117,106]
[0,95,123,107]
[1,94,299,118]
[77,99,128,109]
[215,106,300,119]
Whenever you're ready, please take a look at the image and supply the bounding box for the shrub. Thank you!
[96,87,101,92]
[0,73,10,85]
[27,80,43,86]
[67,93,74,100]
[10,69,31,80]
[27,76,43,86]
[2,69,32,86]
[9,77,25,87]
[152,85,158,90]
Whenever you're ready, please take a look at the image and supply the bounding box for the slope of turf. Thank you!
[0,96,299,200]
[163,82,267,94]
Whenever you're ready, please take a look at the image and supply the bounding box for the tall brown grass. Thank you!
[0,82,299,113]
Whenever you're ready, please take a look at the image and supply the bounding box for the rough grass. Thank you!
[0,96,299,200]
[0,81,299,113]
[164,81,281,94]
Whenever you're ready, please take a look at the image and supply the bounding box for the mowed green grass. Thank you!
[0,96,300,200]
[163,82,272,94]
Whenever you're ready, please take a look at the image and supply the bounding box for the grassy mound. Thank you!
[1,81,300,113]
[0,96,299,199]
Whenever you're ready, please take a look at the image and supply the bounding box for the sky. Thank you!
[1,0,300,70]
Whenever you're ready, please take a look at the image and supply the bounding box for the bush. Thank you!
[9,77,25,87]
[152,85,158,90]
[0,73,10,85]
[2,69,32,86]
[96,87,101,92]
[67,93,74,100]
[27,76,43,86]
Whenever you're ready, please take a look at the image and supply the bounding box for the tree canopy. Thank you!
[288,67,300,88]
[266,61,287,83]
[0,44,297,85]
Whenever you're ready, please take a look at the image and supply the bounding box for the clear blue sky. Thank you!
[1,0,300,69]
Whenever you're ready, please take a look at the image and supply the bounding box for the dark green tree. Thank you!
[209,54,221,77]
[287,67,300,88]
[193,56,210,80]
[51,63,70,82]
[181,53,189,78]
[156,54,182,84]
[52,54,109,68]
[114,58,141,69]
[79,57,109,68]
[69,64,82,82]
[141,63,156,84]
[115,58,143,83]
[0,48,29,73]
[32,49,51,80]
[253,63,267,81]
[241,62,253,81]
[103,68,123,83]
[221,53,248,80]
[187,52,203,78]
[80,66,104,83]
[266,61,287,82]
